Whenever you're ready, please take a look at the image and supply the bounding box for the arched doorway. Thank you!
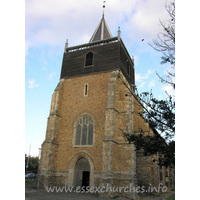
[74,157,90,188]
[67,151,94,187]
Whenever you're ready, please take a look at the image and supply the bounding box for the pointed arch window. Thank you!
[74,114,94,146]
[85,52,94,67]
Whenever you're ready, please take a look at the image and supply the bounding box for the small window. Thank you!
[85,52,93,66]
[74,115,94,146]
[84,84,88,96]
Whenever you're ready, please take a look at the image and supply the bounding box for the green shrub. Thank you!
[165,194,175,200]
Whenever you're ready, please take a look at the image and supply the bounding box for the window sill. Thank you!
[73,144,94,148]
[84,65,94,68]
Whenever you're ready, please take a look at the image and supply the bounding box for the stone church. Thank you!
[36,14,174,199]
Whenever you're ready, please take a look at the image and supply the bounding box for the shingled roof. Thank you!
[89,14,113,43]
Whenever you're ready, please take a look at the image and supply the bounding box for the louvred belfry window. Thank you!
[85,52,94,66]
[74,115,94,145]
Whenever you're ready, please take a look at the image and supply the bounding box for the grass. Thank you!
[170,187,175,191]
[110,196,119,199]
[165,194,175,200]
[25,179,36,188]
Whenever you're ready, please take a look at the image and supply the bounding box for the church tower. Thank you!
[36,14,158,199]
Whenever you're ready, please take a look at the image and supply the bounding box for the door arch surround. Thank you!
[67,151,95,187]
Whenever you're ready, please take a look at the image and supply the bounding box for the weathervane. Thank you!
[103,1,106,15]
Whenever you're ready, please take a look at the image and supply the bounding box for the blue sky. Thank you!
[25,0,175,156]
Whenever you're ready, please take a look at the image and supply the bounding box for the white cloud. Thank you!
[149,79,156,87]
[128,0,169,41]
[28,79,39,89]
[135,69,152,82]
[139,82,145,88]
[135,74,143,82]
[25,0,169,49]
[47,72,56,80]
[161,84,175,98]
[25,40,30,56]
[26,0,108,48]
[159,65,175,98]
[158,95,162,100]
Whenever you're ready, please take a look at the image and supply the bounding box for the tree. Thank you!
[118,73,175,167]
[27,156,39,173]
[146,0,175,140]
[25,154,28,173]
[148,0,175,89]
[121,123,175,167]
[139,91,175,140]
[121,1,175,167]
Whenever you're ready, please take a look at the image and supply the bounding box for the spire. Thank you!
[89,14,113,43]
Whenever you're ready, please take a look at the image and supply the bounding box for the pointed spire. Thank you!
[89,14,112,43]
